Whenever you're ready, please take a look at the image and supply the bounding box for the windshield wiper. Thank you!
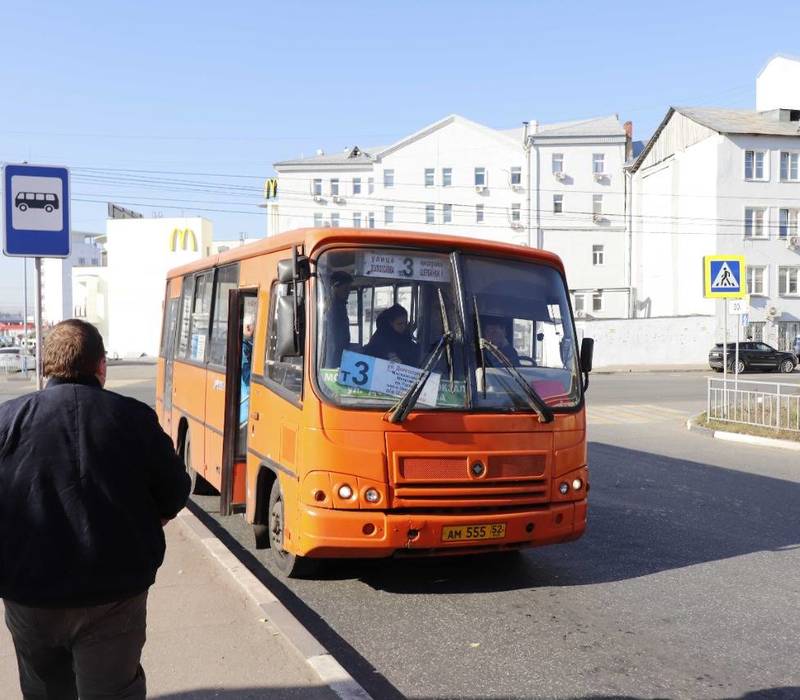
[385,330,452,424]
[386,291,455,424]
[471,296,487,398]
[472,297,554,423]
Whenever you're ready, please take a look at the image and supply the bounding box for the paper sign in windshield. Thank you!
[358,252,450,283]
[337,350,441,406]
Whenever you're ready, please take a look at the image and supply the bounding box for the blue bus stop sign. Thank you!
[2,163,71,258]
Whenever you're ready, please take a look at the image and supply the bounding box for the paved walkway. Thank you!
[0,517,339,700]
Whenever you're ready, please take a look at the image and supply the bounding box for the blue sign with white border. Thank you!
[3,163,71,257]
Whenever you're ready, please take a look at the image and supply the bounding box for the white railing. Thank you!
[707,378,800,432]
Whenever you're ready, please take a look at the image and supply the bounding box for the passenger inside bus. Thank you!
[321,271,353,368]
[482,317,522,366]
[363,304,420,366]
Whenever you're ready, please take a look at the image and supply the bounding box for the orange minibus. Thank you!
[156,228,593,576]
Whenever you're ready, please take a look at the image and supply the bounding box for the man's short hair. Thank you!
[331,271,353,287]
[43,320,106,379]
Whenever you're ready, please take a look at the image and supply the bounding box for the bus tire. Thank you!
[182,432,215,496]
[268,479,318,578]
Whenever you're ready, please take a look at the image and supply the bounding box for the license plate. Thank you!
[441,523,506,542]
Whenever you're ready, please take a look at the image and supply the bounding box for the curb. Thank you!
[175,509,372,700]
[686,414,800,451]
[593,367,708,375]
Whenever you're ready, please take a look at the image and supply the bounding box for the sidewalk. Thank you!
[594,363,708,374]
[0,515,339,700]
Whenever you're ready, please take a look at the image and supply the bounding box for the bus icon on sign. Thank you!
[15,192,60,213]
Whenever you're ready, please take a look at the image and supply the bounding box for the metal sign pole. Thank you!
[735,309,740,394]
[22,257,29,379]
[34,257,43,390]
[723,299,728,417]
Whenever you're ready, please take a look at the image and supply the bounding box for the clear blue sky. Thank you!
[2,0,798,313]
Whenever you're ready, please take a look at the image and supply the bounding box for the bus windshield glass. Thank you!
[315,248,580,412]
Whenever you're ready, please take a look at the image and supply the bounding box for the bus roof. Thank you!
[165,227,566,280]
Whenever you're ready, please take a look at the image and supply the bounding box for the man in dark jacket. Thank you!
[0,319,190,699]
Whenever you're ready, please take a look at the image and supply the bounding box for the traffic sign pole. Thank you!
[34,258,43,390]
[723,300,728,416]
[735,301,740,393]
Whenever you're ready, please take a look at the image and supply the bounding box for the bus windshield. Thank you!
[315,247,581,412]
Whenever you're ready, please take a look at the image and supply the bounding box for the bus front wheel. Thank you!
[268,479,317,578]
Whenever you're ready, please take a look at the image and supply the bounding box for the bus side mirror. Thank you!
[276,295,302,358]
[277,255,310,284]
[580,337,594,373]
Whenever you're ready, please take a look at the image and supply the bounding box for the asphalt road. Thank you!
[2,366,799,699]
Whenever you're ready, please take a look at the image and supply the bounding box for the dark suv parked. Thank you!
[708,342,798,374]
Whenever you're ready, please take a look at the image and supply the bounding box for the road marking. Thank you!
[588,403,688,425]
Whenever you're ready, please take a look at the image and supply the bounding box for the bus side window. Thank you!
[176,275,195,358]
[187,272,213,363]
[208,264,240,367]
[265,283,303,399]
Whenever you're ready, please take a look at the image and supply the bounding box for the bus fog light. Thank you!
[313,490,326,502]
[362,523,376,535]
[559,482,569,495]
[572,479,583,491]
[338,485,353,499]
[364,488,380,503]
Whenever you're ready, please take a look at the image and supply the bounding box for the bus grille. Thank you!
[392,453,548,510]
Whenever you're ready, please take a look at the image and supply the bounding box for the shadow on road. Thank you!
[151,691,800,700]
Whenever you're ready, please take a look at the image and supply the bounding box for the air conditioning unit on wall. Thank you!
[767,305,780,319]
[787,235,800,250]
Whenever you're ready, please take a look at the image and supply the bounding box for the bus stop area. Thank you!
[0,511,341,700]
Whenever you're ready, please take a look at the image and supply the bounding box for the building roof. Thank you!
[501,115,626,141]
[275,113,627,170]
[675,106,800,136]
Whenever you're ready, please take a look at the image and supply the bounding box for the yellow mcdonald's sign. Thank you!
[169,228,198,253]
[264,178,278,200]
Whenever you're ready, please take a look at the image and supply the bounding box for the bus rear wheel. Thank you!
[268,479,318,578]
[182,432,215,496]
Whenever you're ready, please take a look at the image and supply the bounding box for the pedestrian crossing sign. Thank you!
[704,255,746,298]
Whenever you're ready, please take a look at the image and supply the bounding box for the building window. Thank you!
[592,153,605,174]
[476,204,484,223]
[383,169,394,188]
[779,208,799,238]
[747,265,766,296]
[368,177,374,194]
[330,178,339,196]
[744,150,766,180]
[353,213,361,228]
[574,294,585,313]
[511,203,521,223]
[510,167,522,186]
[330,213,340,228]
[442,204,452,224]
[780,152,799,181]
[744,207,766,238]
[353,177,361,195]
[368,212,375,228]
[424,168,434,187]
[778,267,800,295]
[592,195,603,217]
[425,204,435,224]
[553,195,563,214]
[474,167,486,187]
[592,245,604,266]
[442,168,452,187]
[552,153,564,174]
[78,257,86,265]
[384,206,394,224]
[312,179,322,196]
[313,212,323,227]
[592,293,603,312]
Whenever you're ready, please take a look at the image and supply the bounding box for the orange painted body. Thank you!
[156,228,588,560]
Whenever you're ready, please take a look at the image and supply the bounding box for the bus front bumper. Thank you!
[294,501,587,559]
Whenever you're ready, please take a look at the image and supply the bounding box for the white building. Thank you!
[268,113,633,318]
[41,231,104,325]
[628,55,800,351]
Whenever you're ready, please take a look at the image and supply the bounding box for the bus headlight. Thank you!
[572,479,583,491]
[364,488,381,504]
[338,484,354,499]
[559,482,569,495]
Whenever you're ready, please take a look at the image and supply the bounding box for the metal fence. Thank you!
[0,353,33,376]
[707,378,800,432]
